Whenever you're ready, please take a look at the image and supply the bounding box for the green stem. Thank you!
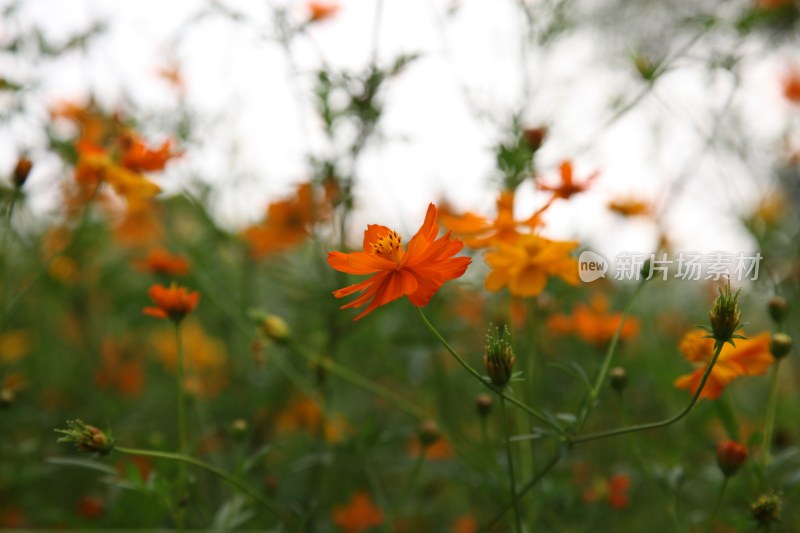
[115,446,295,526]
[572,340,725,444]
[480,450,562,532]
[288,340,427,420]
[760,360,782,469]
[397,450,426,516]
[707,476,729,533]
[578,281,646,428]
[417,308,564,435]
[500,397,523,533]
[174,322,188,532]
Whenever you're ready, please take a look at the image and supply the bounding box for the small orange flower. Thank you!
[243,183,319,258]
[332,492,383,533]
[143,283,200,322]
[782,65,800,104]
[674,329,773,400]
[547,295,640,347]
[121,136,180,173]
[137,248,190,276]
[307,1,339,22]
[607,197,651,217]
[580,473,630,509]
[537,160,598,200]
[328,203,471,320]
[484,234,579,297]
[439,190,545,248]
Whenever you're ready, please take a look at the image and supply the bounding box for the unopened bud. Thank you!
[483,325,515,389]
[476,394,493,417]
[55,420,115,456]
[716,441,748,477]
[248,310,291,342]
[609,367,627,393]
[751,492,781,527]
[522,127,547,152]
[230,418,249,437]
[767,296,789,325]
[708,281,742,346]
[417,420,441,448]
[13,156,32,188]
[770,333,792,360]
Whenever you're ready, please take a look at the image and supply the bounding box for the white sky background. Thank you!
[2,0,798,259]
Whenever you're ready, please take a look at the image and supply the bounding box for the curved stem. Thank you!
[416,308,565,435]
[500,397,523,533]
[572,340,725,444]
[115,446,295,526]
[578,281,646,429]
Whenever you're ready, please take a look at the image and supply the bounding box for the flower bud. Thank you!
[13,157,32,188]
[417,420,441,448]
[55,420,115,456]
[770,333,792,360]
[716,441,748,477]
[609,367,627,393]
[751,492,781,527]
[230,418,249,438]
[248,310,291,342]
[483,325,515,389]
[475,394,493,417]
[522,127,547,152]
[708,281,742,346]
[767,296,789,325]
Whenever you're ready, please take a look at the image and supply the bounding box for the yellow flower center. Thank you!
[371,230,403,262]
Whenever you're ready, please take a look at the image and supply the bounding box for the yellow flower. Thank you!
[484,234,580,297]
[0,330,32,364]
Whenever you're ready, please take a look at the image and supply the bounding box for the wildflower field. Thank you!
[2,0,800,531]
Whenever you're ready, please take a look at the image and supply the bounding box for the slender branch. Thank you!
[416,308,565,435]
[707,476,729,533]
[115,446,295,527]
[500,397,523,533]
[571,341,725,444]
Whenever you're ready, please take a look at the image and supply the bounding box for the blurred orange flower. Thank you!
[608,197,651,217]
[143,283,200,322]
[581,473,631,509]
[451,515,477,533]
[439,191,545,248]
[407,435,454,460]
[275,396,350,443]
[121,135,180,173]
[328,203,471,320]
[136,248,190,276]
[782,65,800,104]
[150,319,228,398]
[674,329,773,400]
[94,339,145,397]
[332,492,383,533]
[243,183,319,257]
[537,160,598,200]
[0,330,32,364]
[75,142,161,201]
[76,495,104,520]
[548,295,640,347]
[484,234,579,297]
[308,1,339,22]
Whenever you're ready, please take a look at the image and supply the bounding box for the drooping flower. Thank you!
[673,329,773,400]
[547,295,640,347]
[332,492,384,533]
[143,283,200,323]
[328,203,471,320]
[536,160,598,200]
[484,234,579,297]
[439,190,545,248]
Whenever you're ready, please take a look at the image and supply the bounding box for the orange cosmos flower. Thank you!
[75,142,161,201]
[439,190,545,248]
[537,160,598,200]
[120,136,181,173]
[674,329,773,400]
[580,473,631,509]
[328,204,472,320]
[143,283,200,323]
[484,234,579,297]
[782,65,800,104]
[307,1,339,22]
[548,295,640,347]
[243,183,319,258]
[328,203,471,320]
[136,248,190,276]
[332,492,383,533]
